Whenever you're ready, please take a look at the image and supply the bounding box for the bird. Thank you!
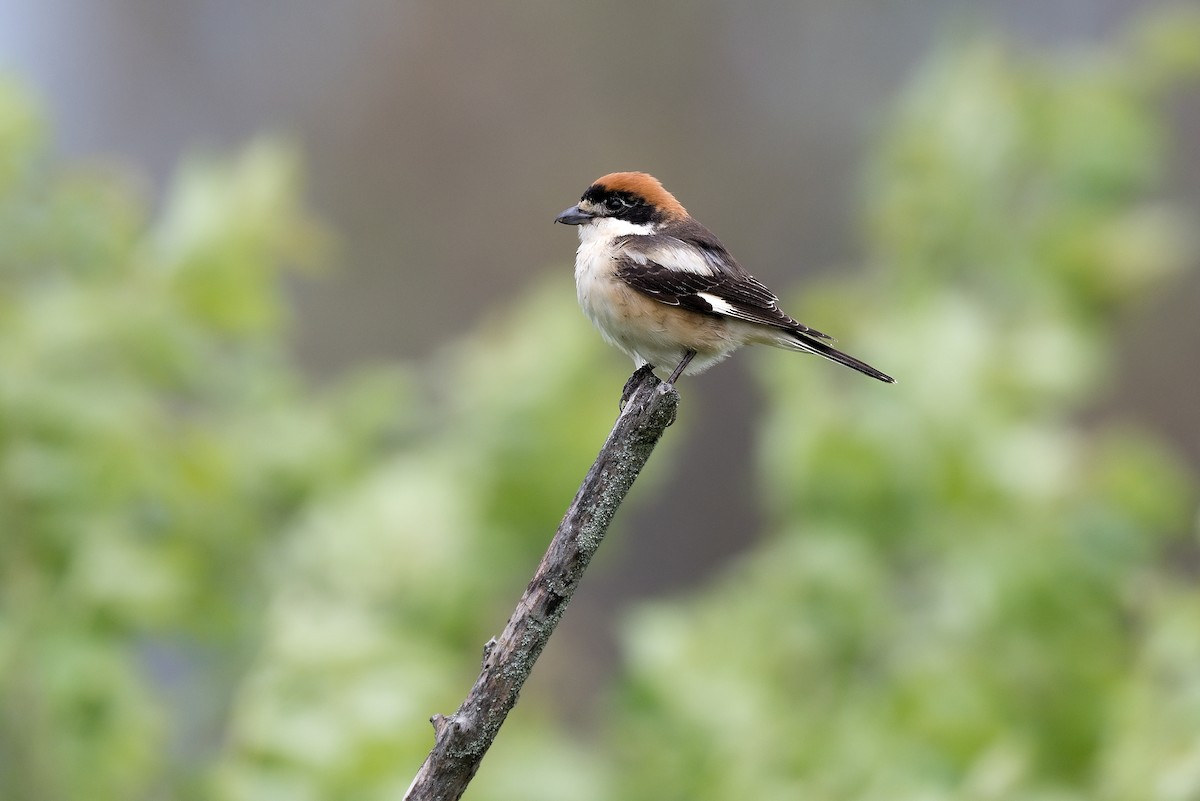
[554,171,895,387]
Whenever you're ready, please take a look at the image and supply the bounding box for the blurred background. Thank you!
[2,2,1200,800]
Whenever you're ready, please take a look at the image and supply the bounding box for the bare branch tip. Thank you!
[406,364,678,800]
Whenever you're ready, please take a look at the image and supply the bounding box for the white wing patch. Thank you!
[625,242,719,275]
[696,292,737,315]
[696,290,794,331]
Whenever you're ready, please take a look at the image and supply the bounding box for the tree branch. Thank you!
[403,365,679,801]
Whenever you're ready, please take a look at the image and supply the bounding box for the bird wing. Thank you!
[613,231,834,341]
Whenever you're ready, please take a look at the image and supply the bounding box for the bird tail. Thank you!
[776,330,896,384]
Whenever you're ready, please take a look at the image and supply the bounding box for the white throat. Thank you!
[576,217,655,242]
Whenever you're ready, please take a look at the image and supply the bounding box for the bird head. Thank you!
[554,172,688,227]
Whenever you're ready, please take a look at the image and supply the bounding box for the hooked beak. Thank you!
[554,205,594,225]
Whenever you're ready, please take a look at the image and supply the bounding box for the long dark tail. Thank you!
[783,330,896,384]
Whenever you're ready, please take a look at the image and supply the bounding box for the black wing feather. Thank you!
[613,227,834,341]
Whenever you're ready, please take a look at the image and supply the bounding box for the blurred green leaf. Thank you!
[608,18,1200,801]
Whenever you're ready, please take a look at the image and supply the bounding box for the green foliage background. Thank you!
[2,13,1200,801]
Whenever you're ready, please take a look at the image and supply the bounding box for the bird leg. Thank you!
[663,350,696,388]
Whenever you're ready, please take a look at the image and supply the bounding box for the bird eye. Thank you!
[604,195,629,212]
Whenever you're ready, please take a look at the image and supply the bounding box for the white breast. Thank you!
[574,225,632,353]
